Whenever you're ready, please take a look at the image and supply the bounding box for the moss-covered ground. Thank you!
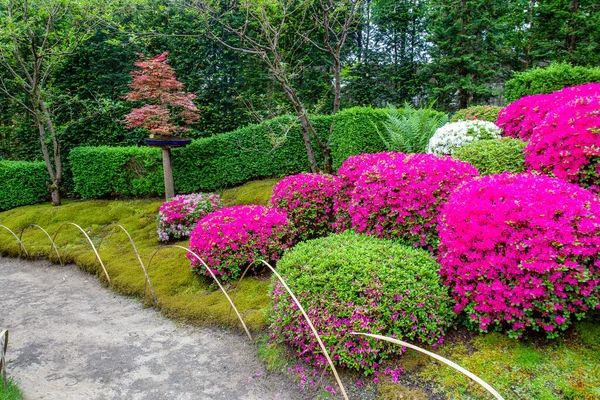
[1,178,599,399]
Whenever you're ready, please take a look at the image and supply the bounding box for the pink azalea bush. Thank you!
[349,154,478,249]
[187,205,293,281]
[525,95,600,192]
[333,152,405,232]
[497,83,600,141]
[438,173,600,338]
[270,173,341,242]
[269,231,454,374]
[157,193,223,242]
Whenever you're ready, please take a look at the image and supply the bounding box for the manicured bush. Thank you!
[71,108,391,198]
[505,63,600,102]
[329,107,389,170]
[70,146,164,198]
[450,105,502,123]
[496,93,555,140]
[452,138,527,176]
[438,173,600,338]
[333,152,405,232]
[0,161,48,211]
[269,173,340,242]
[187,205,293,282]
[525,95,600,192]
[269,231,455,374]
[427,120,501,156]
[349,154,478,249]
[157,193,223,242]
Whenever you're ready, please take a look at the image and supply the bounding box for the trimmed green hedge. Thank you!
[70,108,389,198]
[330,106,389,169]
[0,161,49,210]
[450,105,502,123]
[452,138,527,176]
[505,63,600,102]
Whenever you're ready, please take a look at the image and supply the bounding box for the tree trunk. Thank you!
[50,185,61,206]
[161,147,175,200]
[298,113,319,172]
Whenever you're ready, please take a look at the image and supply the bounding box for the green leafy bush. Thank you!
[269,231,455,374]
[329,106,389,169]
[71,108,390,198]
[505,63,600,102]
[450,105,501,123]
[452,138,527,176]
[378,104,448,154]
[0,161,48,210]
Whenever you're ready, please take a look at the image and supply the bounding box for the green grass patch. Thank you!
[0,378,24,400]
[0,179,280,332]
[419,321,600,400]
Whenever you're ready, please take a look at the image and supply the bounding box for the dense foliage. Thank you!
[0,161,48,211]
[438,173,600,338]
[270,174,340,242]
[525,95,600,192]
[333,152,405,232]
[157,193,223,242]
[450,106,501,123]
[269,231,455,374]
[452,138,527,176]
[427,120,501,156]
[188,205,292,282]
[505,63,600,102]
[378,105,448,153]
[349,154,478,249]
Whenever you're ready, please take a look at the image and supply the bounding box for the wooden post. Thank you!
[161,147,175,200]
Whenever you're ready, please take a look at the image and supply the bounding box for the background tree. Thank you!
[0,0,124,205]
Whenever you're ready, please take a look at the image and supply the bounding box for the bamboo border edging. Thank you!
[350,332,505,400]
[0,225,28,257]
[18,224,63,265]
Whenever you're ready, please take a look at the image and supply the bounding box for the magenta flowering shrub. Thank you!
[496,93,555,140]
[269,231,454,374]
[525,96,600,192]
[333,152,406,232]
[187,205,293,281]
[349,154,478,249]
[438,173,600,338]
[497,83,600,141]
[270,173,341,242]
[156,193,223,242]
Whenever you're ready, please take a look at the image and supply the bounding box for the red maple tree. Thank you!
[123,52,199,136]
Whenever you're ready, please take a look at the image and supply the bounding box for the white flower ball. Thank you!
[427,120,502,156]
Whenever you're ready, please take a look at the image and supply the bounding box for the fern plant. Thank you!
[378,104,448,153]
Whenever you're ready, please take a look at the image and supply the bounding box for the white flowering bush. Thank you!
[157,193,223,242]
[427,120,502,156]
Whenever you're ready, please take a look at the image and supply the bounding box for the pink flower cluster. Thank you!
[333,152,405,232]
[525,95,600,192]
[270,173,341,242]
[349,154,478,249]
[438,173,600,338]
[497,83,600,140]
[187,205,293,281]
[156,193,223,242]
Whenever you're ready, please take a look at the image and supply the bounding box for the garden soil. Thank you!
[0,257,302,400]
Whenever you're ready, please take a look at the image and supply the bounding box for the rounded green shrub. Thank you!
[450,105,502,123]
[452,138,527,176]
[0,161,49,211]
[269,231,455,374]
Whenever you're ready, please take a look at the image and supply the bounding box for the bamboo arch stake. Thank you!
[146,245,252,341]
[0,225,29,257]
[97,224,157,305]
[52,223,110,285]
[18,224,62,265]
[246,259,349,400]
[350,333,505,400]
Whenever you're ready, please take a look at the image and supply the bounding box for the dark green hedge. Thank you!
[329,106,389,170]
[70,108,389,199]
[0,161,49,211]
[505,63,600,102]
[452,138,527,176]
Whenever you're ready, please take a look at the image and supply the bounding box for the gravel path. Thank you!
[0,257,301,400]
